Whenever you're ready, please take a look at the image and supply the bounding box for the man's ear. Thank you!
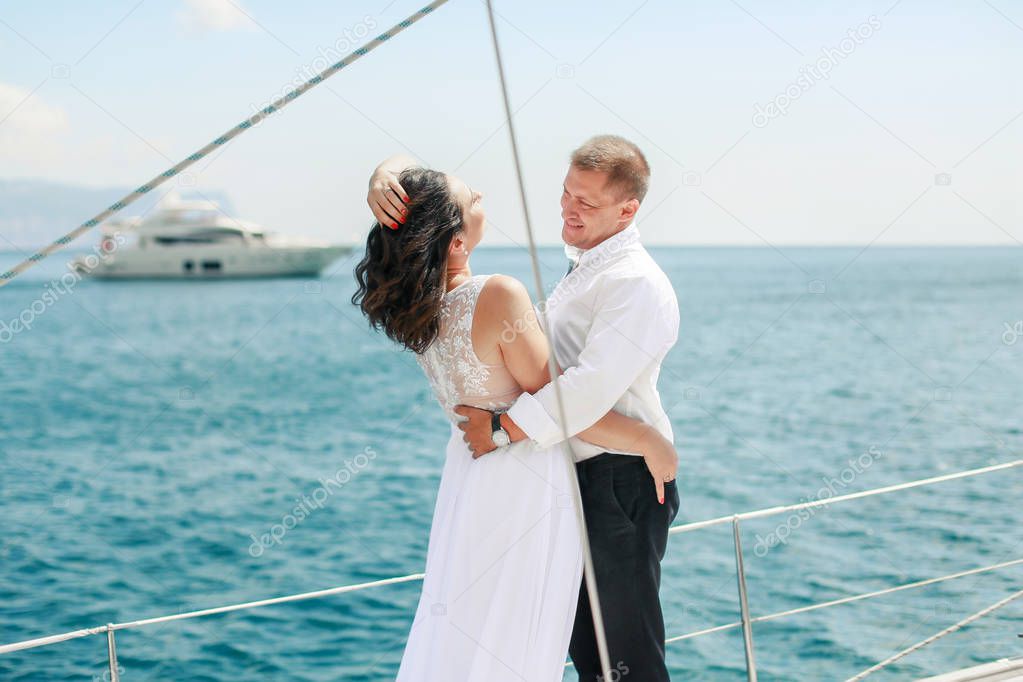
[620,198,640,224]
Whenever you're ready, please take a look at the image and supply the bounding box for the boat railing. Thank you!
[2,458,1020,681]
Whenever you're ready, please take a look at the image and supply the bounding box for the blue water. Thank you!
[1,245,1021,681]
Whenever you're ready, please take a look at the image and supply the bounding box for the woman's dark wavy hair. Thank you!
[352,167,463,353]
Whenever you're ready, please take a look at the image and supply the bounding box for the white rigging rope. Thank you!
[0,0,614,676]
[0,0,451,288]
[845,588,1023,681]
[481,1,615,678]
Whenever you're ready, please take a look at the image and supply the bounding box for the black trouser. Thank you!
[569,452,680,682]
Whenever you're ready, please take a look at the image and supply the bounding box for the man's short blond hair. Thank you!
[570,134,650,203]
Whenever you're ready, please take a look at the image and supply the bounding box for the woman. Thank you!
[353,156,678,681]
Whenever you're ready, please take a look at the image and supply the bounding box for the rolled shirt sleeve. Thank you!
[506,274,678,448]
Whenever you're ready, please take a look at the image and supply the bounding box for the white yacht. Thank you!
[71,193,350,279]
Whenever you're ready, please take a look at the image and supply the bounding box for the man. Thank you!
[456,134,681,681]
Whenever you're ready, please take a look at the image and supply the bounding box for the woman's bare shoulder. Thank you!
[478,273,531,311]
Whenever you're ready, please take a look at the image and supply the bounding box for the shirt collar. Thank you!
[564,223,640,269]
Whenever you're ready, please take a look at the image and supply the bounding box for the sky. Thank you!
[0,0,1020,247]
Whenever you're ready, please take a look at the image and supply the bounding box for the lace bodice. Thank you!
[416,274,522,422]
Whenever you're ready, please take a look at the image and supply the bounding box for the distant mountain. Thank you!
[0,178,234,251]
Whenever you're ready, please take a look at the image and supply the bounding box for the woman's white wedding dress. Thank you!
[396,274,583,682]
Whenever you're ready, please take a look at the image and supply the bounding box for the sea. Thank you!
[1,245,1020,681]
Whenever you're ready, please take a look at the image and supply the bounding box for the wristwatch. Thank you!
[491,411,511,448]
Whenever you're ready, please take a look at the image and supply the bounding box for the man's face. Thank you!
[560,166,639,250]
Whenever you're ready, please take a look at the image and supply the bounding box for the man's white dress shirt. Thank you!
[505,223,679,462]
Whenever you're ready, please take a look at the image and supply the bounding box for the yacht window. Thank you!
[153,228,243,245]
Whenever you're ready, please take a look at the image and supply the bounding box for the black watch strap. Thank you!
[491,410,503,434]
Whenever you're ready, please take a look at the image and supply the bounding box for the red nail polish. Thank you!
[391,222,398,229]
[659,496,664,504]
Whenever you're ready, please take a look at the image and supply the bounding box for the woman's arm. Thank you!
[477,274,550,393]
[577,412,678,503]
[477,276,678,502]
[367,154,418,227]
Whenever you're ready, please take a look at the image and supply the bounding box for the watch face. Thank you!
[493,430,511,447]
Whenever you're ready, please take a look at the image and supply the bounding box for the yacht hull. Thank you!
[72,244,351,280]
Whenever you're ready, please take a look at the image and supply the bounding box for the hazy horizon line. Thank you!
[0,243,1017,256]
